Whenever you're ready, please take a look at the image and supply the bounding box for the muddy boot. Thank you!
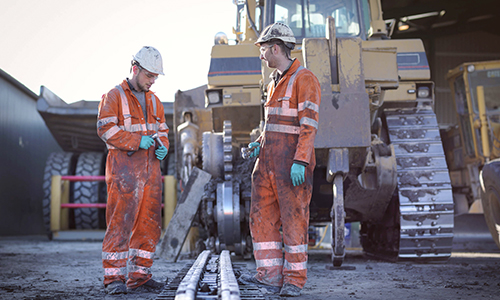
[105,281,127,295]
[128,278,166,293]
[238,273,281,293]
[279,283,301,297]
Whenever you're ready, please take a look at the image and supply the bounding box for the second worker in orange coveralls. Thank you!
[97,46,169,295]
[238,23,321,297]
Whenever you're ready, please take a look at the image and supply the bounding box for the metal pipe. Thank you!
[61,203,107,208]
[477,85,491,159]
[59,203,166,209]
[61,175,105,181]
[164,175,177,229]
[60,175,169,181]
[50,175,62,231]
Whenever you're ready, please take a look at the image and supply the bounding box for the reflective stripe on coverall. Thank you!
[97,80,169,288]
[250,59,321,288]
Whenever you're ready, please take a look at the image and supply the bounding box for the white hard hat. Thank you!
[255,23,296,47]
[132,46,164,75]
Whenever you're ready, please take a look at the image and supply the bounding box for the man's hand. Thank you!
[248,142,261,158]
[139,136,154,149]
[155,146,168,160]
[290,163,305,186]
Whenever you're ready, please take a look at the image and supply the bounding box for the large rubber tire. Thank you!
[42,152,76,238]
[480,159,500,249]
[73,152,104,229]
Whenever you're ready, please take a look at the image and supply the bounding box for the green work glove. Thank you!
[248,142,260,158]
[290,163,305,187]
[139,135,154,149]
[155,145,168,160]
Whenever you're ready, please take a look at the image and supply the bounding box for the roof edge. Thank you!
[0,68,38,100]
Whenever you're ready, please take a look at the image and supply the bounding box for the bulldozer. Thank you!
[444,60,500,249]
[173,0,453,266]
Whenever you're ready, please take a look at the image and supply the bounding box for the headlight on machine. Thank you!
[208,91,220,103]
[417,87,430,98]
[206,89,222,105]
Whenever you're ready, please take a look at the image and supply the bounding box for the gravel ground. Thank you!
[1,216,500,300]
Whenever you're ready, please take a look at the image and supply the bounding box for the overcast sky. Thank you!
[0,0,236,103]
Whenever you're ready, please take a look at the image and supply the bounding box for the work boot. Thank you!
[105,281,127,295]
[279,283,302,297]
[128,278,166,293]
[238,273,281,293]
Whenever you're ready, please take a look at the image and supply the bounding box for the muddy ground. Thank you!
[1,215,499,300]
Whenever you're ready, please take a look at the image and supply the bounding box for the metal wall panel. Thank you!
[430,31,500,129]
[0,69,62,236]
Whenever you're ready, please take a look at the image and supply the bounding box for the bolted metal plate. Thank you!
[400,210,454,230]
[397,169,452,187]
[396,155,449,170]
[385,113,439,128]
[388,128,442,143]
[393,142,446,156]
[398,186,454,205]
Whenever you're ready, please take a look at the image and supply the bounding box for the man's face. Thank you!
[259,43,276,68]
[133,66,158,92]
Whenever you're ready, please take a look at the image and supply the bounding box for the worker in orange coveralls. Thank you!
[97,46,169,295]
[238,23,321,297]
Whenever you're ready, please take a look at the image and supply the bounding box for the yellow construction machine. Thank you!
[444,60,500,249]
[174,0,452,266]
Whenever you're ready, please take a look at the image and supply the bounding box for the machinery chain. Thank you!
[385,106,454,260]
[73,152,104,229]
[200,119,254,257]
[223,120,233,181]
[156,250,264,300]
[201,154,255,256]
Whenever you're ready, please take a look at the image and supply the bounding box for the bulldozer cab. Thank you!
[264,0,369,40]
[447,61,500,162]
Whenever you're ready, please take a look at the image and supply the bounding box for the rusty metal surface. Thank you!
[313,38,371,149]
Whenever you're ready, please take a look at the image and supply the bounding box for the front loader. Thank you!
[444,60,500,249]
[174,0,454,266]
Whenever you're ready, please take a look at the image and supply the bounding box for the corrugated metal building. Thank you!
[0,68,62,236]
[383,0,500,128]
[430,32,500,128]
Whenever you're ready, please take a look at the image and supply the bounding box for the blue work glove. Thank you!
[248,142,260,158]
[155,145,168,160]
[290,163,305,186]
[139,135,154,149]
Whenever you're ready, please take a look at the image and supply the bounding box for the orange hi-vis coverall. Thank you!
[97,80,169,289]
[250,59,321,289]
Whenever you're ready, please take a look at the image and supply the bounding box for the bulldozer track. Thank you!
[156,250,263,300]
[385,106,454,260]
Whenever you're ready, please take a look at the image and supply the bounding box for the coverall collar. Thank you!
[126,78,140,92]
[271,58,299,87]
[122,79,153,96]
